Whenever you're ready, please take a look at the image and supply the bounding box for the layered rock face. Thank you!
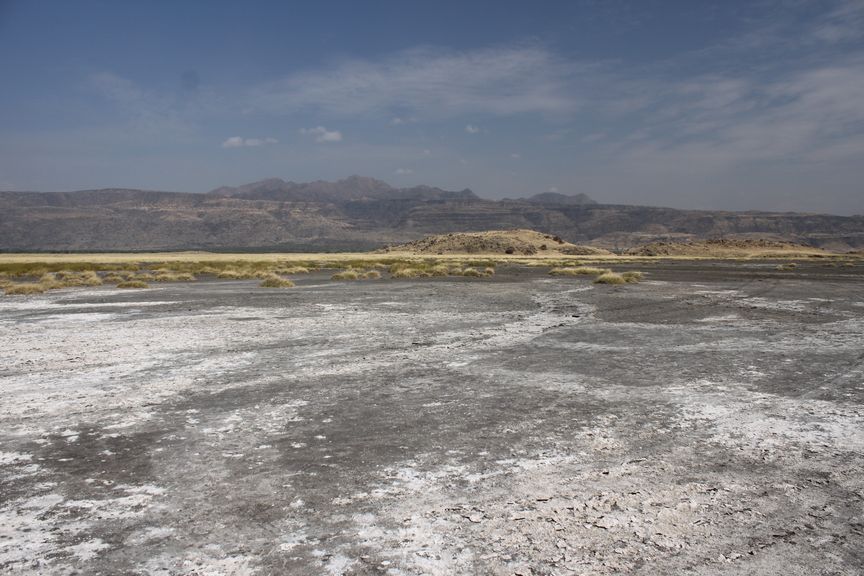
[1,177,862,251]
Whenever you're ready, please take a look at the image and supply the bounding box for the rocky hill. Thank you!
[382,229,611,256]
[514,192,597,206]
[625,238,832,257]
[1,177,862,252]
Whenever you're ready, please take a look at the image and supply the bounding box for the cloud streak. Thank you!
[250,46,577,118]
[221,136,278,148]
[300,126,343,143]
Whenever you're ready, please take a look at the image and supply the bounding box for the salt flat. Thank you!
[1,262,863,575]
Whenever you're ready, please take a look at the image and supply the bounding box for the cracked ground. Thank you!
[1,261,863,575]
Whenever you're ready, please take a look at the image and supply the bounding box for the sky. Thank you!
[0,0,863,215]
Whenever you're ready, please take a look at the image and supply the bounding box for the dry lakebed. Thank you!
[1,261,863,575]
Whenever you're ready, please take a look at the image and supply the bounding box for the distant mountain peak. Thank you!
[207,176,475,203]
[521,191,597,205]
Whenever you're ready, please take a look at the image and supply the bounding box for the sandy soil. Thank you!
[1,261,863,575]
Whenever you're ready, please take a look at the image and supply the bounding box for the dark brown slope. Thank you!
[1,178,862,252]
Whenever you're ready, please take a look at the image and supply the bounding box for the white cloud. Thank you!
[221,136,278,148]
[465,124,480,134]
[300,126,343,143]
[510,152,521,159]
[250,46,576,118]
[394,167,414,175]
[615,58,864,167]
[547,186,559,193]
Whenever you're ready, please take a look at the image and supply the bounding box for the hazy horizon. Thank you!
[1,0,863,215]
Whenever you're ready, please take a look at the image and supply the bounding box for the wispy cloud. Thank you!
[90,72,186,135]
[465,124,481,134]
[811,0,864,44]
[300,126,343,143]
[250,46,577,118]
[610,56,864,168]
[221,136,278,148]
[394,167,414,175]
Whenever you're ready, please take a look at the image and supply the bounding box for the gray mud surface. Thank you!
[2,262,863,575]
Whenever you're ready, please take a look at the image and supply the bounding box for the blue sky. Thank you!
[1,0,863,214]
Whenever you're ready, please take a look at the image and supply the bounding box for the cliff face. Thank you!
[1,179,862,252]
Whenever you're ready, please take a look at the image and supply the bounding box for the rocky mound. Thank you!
[626,238,832,257]
[382,229,612,256]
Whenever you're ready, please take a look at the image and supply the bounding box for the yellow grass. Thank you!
[594,272,627,285]
[332,270,361,281]
[275,266,310,274]
[0,250,856,274]
[549,266,611,276]
[152,272,197,282]
[116,280,149,289]
[3,283,47,295]
[391,267,428,279]
[259,274,295,288]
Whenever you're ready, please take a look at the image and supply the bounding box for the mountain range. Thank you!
[1,176,862,252]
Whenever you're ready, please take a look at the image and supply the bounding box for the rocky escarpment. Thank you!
[1,177,862,251]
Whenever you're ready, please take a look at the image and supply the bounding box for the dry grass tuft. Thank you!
[461,267,483,277]
[4,283,47,295]
[391,267,428,279]
[332,270,361,281]
[129,272,155,281]
[549,266,611,276]
[276,266,310,274]
[428,264,452,277]
[776,263,798,271]
[594,272,627,285]
[259,274,295,288]
[621,271,644,283]
[116,280,149,289]
[153,272,196,282]
[217,268,256,280]
[58,270,104,287]
[363,270,382,280]
[38,273,63,289]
